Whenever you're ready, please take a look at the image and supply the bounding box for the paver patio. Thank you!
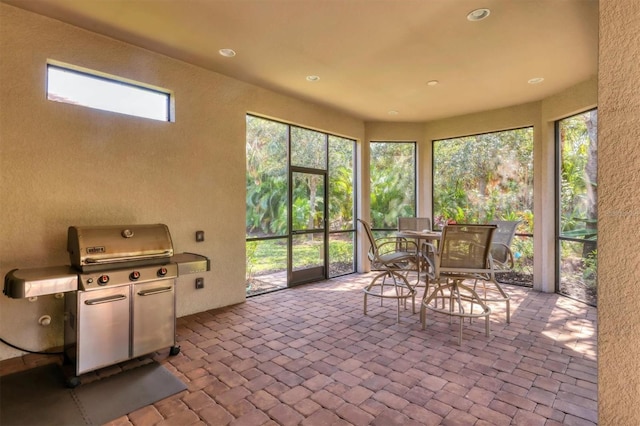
[1,272,597,425]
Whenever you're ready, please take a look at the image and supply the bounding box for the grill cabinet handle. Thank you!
[84,294,127,305]
[137,287,173,296]
[84,251,173,264]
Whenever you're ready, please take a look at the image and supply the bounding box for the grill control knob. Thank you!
[98,275,109,285]
[158,267,168,277]
[130,271,141,281]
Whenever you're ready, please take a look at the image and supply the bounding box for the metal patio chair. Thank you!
[398,217,432,232]
[488,220,521,271]
[358,219,420,322]
[420,224,504,345]
[397,216,434,297]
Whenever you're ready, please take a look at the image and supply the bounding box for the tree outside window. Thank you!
[558,110,598,306]
[370,142,416,235]
[433,128,534,284]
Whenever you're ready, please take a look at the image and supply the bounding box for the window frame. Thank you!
[554,108,598,306]
[369,141,417,235]
[46,61,172,122]
[245,114,358,295]
[431,126,534,230]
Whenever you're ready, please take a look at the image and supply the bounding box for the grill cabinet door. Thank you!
[77,285,131,374]
[132,280,176,357]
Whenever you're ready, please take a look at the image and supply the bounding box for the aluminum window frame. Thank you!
[46,62,172,122]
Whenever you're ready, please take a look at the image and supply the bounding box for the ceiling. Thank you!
[2,0,598,122]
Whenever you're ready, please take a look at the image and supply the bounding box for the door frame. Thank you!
[288,166,328,286]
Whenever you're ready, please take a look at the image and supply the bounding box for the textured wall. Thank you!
[2,11,630,424]
[0,4,363,360]
[598,1,640,424]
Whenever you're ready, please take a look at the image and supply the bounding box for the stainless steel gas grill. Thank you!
[64,224,181,379]
[3,224,209,385]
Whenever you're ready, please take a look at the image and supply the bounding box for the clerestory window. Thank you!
[47,62,171,122]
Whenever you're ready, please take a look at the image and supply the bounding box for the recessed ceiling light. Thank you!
[218,48,236,57]
[528,77,545,84]
[306,75,320,82]
[388,110,399,115]
[467,8,490,21]
[427,80,439,86]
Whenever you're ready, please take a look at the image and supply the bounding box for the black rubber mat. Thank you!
[0,362,186,425]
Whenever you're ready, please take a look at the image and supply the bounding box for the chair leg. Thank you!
[422,280,491,345]
[397,270,419,314]
[492,280,511,323]
[470,278,479,322]
[421,282,455,330]
[458,282,492,338]
[363,271,388,316]
[391,272,403,322]
[485,313,490,337]
[449,287,455,325]
[472,276,511,324]
[364,292,367,316]
[421,282,444,330]
[489,278,510,324]
[363,271,414,323]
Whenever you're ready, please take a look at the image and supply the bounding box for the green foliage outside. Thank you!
[370,142,416,229]
[559,111,598,241]
[246,115,356,284]
[246,116,288,237]
[245,237,354,279]
[245,239,285,271]
[433,128,534,274]
[246,115,356,238]
[246,112,597,304]
[433,128,534,231]
[558,111,598,304]
[328,136,356,231]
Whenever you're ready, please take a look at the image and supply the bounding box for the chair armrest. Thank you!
[376,238,418,255]
[421,250,436,280]
[421,241,437,260]
[490,242,515,270]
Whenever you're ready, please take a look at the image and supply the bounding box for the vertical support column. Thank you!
[533,118,556,293]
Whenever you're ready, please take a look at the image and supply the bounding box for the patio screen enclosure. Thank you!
[556,109,598,306]
[369,142,417,239]
[246,115,356,294]
[432,127,534,285]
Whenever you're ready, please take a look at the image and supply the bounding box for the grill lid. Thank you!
[68,224,174,271]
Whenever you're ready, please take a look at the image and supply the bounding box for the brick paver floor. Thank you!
[1,273,598,425]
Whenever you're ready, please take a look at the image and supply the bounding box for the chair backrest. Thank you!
[398,217,431,232]
[357,219,377,260]
[438,224,497,272]
[488,220,520,263]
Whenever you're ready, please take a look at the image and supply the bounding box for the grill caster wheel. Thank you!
[66,376,80,388]
[169,346,180,356]
[62,352,73,366]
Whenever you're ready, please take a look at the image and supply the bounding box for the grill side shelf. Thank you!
[172,253,210,275]
[3,266,78,299]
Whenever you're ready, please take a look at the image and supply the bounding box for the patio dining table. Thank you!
[396,229,441,276]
